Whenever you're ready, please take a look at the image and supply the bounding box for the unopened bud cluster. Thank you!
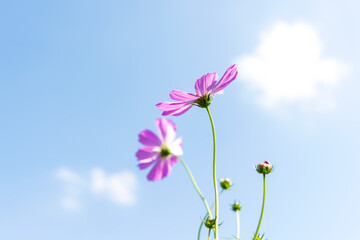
[220,178,232,190]
[255,161,273,175]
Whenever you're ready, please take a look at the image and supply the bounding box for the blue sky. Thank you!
[1,0,359,239]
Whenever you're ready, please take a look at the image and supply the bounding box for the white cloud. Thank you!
[91,168,137,205]
[55,167,138,211]
[55,167,84,211]
[56,167,83,183]
[236,21,348,111]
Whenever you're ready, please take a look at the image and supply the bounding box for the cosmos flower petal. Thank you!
[138,159,156,169]
[136,146,158,160]
[204,73,219,92]
[212,64,238,93]
[147,159,165,181]
[169,155,179,165]
[195,73,218,96]
[168,137,183,156]
[162,104,193,116]
[169,90,198,101]
[161,160,172,178]
[172,105,193,116]
[156,101,192,111]
[159,101,193,116]
[155,118,176,143]
[138,129,161,146]
[194,77,203,96]
[138,157,156,164]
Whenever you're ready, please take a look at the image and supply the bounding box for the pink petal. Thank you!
[195,73,218,96]
[162,156,179,177]
[137,150,159,170]
[138,160,156,169]
[136,147,158,160]
[169,90,198,101]
[156,101,191,111]
[161,160,172,178]
[155,118,177,143]
[138,129,161,146]
[147,159,165,181]
[157,100,194,116]
[147,156,178,181]
[162,104,193,116]
[169,155,179,165]
[212,64,238,94]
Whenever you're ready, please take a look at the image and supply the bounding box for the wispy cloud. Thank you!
[55,167,85,211]
[91,168,137,205]
[55,167,138,211]
[236,21,348,111]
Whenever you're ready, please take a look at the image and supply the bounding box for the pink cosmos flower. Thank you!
[136,118,183,181]
[156,64,238,116]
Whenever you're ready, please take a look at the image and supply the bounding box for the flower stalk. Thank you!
[206,106,219,240]
[236,209,240,239]
[178,157,212,218]
[232,202,241,240]
[253,174,266,240]
[198,190,224,240]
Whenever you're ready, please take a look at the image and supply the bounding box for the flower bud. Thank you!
[220,178,232,190]
[204,217,216,229]
[231,202,241,212]
[255,161,273,175]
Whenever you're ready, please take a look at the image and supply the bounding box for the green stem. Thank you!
[197,221,204,240]
[206,106,219,240]
[197,190,224,240]
[253,174,266,239]
[178,157,212,218]
[236,210,240,240]
[208,228,211,240]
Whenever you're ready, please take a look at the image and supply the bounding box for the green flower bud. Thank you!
[231,202,241,212]
[220,178,232,190]
[255,161,273,175]
[204,217,216,229]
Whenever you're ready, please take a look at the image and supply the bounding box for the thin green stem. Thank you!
[197,220,204,240]
[253,174,266,239]
[208,228,211,240]
[197,190,224,240]
[206,106,219,240]
[236,210,240,240]
[178,157,212,218]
